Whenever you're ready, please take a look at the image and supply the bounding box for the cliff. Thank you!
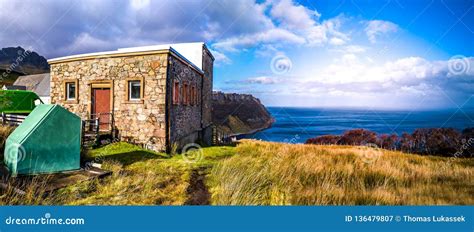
[0,47,50,74]
[212,91,274,135]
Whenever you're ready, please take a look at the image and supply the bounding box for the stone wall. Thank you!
[200,47,214,144]
[168,55,203,148]
[50,53,169,151]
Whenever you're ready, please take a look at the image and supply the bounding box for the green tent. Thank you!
[0,90,43,114]
[4,104,81,176]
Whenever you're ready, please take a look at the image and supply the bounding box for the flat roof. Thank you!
[47,42,209,73]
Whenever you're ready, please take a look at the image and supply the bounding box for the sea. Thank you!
[245,107,474,144]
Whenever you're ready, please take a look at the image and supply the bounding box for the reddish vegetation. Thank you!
[305,128,473,157]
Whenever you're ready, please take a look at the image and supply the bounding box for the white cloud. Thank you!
[270,0,320,30]
[247,55,473,108]
[245,76,280,84]
[209,49,231,65]
[130,0,150,10]
[213,28,305,52]
[0,0,278,58]
[365,20,399,43]
[329,37,346,46]
[344,45,367,53]
[0,0,352,63]
[212,1,350,52]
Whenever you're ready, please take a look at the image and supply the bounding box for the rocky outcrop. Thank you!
[0,47,50,74]
[212,91,274,135]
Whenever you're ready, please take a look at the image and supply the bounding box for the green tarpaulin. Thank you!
[4,104,81,176]
[0,90,43,114]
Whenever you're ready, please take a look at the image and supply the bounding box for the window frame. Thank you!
[183,82,189,105]
[125,77,144,103]
[191,84,196,106]
[173,80,180,105]
[63,79,79,103]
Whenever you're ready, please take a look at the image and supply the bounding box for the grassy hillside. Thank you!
[209,140,474,205]
[0,140,472,205]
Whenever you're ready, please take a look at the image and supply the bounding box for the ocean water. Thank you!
[246,107,474,143]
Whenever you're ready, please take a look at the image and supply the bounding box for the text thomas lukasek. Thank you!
[404,215,466,223]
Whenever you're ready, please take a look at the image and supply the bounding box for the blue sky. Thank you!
[0,0,473,109]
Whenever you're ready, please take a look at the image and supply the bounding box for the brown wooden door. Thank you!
[92,88,111,131]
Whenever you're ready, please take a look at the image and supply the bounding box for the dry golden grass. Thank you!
[1,140,472,205]
[209,140,474,205]
[0,175,54,205]
[0,125,14,153]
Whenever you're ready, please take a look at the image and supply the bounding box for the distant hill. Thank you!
[212,91,274,136]
[0,46,49,75]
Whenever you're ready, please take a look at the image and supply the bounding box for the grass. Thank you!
[0,125,14,165]
[0,139,472,205]
[209,140,474,205]
[0,125,14,150]
[0,142,235,205]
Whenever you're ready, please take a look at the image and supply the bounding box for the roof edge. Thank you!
[47,49,170,64]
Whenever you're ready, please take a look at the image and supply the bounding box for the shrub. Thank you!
[412,128,461,156]
[376,134,399,150]
[305,135,341,145]
[306,128,467,157]
[399,132,414,153]
[338,129,377,145]
[461,128,474,157]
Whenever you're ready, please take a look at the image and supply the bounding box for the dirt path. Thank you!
[185,168,210,205]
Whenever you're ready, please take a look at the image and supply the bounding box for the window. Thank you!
[195,85,200,105]
[66,82,76,100]
[173,81,180,105]
[187,84,191,105]
[183,83,189,105]
[128,80,141,101]
[191,85,195,106]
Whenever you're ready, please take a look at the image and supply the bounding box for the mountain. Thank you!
[0,46,49,75]
[212,91,274,136]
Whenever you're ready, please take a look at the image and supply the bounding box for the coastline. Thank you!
[230,117,275,139]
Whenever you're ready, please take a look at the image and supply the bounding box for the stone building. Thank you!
[48,42,214,152]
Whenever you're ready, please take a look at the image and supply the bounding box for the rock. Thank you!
[212,91,274,135]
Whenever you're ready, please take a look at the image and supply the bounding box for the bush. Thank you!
[376,134,399,150]
[306,128,468,157]
[461,128,474,157]
[399,133,414,153]
[412,128,461,156]
[338,129,377,145]
[305,135,340,145]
